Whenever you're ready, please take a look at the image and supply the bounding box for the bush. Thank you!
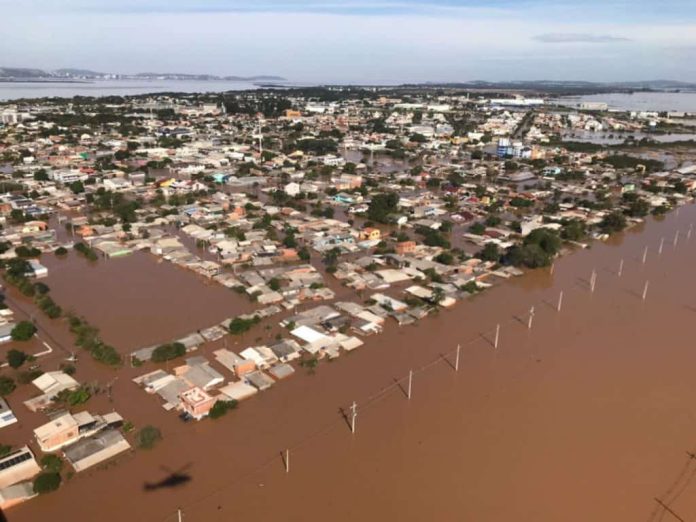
[11,321,37,341]
[434,252,454,265]
[33,282,50,295]
[268,278,281,291]
[469,222,486,235]
[60,363,76,375]
[229,316,259,335]
[90,344,122,366]
[599,211,627,234]
[208,399,238,419]
[67,315,122,365]
[560,219,587,241]
[151,342,186,363]
[298,247,310,261]
[35,294,63,319]
[54,246,68,256]
[4,258,31,278]
[74,242,99,261]
[33,472,61,494]
[136,425,162,450]
[0,375,17,397]
[0,444,11,458]
[40,454,63,473]
[15,245,41,258]
[299,356,319,373]
[478,243,500,262]
[461,281,479,293]
[7,349,28,369]
[55,386,91,407]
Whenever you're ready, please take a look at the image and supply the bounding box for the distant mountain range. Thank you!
[0,67,287,82]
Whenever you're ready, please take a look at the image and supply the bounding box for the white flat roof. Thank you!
[291,325,329,344]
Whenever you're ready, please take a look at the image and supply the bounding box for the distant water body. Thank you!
[558,91,696,113]
[0,79,270,101]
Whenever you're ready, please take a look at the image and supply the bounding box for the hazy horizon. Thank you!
[2,0,696,84]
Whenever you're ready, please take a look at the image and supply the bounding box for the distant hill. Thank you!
[53,68,105,78]
[0,66,287,82]
[0,67,48,79]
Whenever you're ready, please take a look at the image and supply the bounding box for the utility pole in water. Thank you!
[590,269,597,293]
[454,344,460,372]
[350,401,357,434]
[557,291,564,312]
[528,306,535,329]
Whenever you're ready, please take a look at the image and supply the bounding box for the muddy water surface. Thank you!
[7,203,696,522]
[40,251,253,351]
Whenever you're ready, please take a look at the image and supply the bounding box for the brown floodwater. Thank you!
[6,202,696,522]
[40,250,254,352]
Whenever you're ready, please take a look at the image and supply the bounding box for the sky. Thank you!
[1,0,696,83]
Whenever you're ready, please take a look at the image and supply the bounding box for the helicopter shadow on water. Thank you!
[143,463,193,492]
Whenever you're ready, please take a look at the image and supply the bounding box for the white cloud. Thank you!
[1,7,696,82]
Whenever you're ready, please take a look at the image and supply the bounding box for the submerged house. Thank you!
[63,429,131,472]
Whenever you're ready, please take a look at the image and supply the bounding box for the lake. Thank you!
[557,91,696,113]
[0,79,267,101]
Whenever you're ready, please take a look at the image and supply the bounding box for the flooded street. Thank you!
[7,203,696,522]
[40,251,253,352]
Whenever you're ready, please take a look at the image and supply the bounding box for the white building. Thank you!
[0,398,17,429]
[51,169,88,184]
[284,182,301,196]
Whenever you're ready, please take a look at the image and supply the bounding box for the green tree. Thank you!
[69,180,85,194]
[560,219,587,241]
[33,169,49,182]
[626,198,650,218]
[367,193,399,223]
[11,321,37,341]
[209,399,238,419]
[7,349,28,369]
[469,222,486,235]
[268,278,281,291]
[478,243,501,262]
[0,376,16,396]
[151,342,186,363]
[434,252,454,265]
[525,229,561,256]
[599,211,627,234]
[229,316,260,335]
[33,472,61,494]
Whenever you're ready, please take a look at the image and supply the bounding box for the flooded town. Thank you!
[1,85,696,521]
